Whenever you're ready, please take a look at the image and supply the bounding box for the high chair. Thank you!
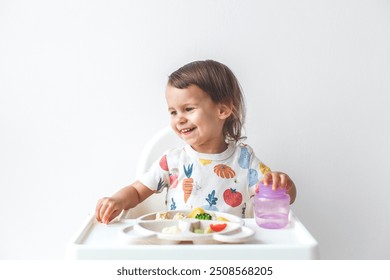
[67,127,319,259]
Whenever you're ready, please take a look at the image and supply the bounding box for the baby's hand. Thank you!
[261,171,293,191]
[95,197,124,224]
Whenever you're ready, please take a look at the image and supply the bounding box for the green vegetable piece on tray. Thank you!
[195,213,212,220]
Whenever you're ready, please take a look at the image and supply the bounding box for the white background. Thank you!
[0,0,389,259]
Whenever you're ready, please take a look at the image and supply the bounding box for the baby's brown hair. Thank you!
[168,60,246,143]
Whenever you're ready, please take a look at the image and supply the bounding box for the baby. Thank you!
[96,60,296,224]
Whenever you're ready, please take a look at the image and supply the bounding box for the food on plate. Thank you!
[187,207,205,218]
[155,212,169,220]
[161,225,181,234]
[193,223,227,234]
[195,213,212,220]
[216,216,230,222]
[153,208,231,223]
[150,209,232,236]
[209,223,227,232]
[172,212,186,220]
[194,228,204,234]
[194,227,213,234]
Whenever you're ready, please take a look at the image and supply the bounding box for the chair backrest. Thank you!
[135,127,185,179]
[123,127,184,218]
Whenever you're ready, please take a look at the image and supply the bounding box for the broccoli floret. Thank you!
[195,213,212,220]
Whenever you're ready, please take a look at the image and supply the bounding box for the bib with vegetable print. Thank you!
[139,143,270,218]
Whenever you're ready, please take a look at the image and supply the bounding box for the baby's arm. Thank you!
[95,181,154,224]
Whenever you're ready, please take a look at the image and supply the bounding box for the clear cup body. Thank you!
[254,182,290,229]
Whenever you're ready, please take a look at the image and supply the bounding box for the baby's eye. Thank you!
[169,111,177,116]
[185,107,194,112]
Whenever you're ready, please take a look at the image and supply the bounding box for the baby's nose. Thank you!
[177,114,187,123]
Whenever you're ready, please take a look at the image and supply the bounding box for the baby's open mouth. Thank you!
[180,127,195,134]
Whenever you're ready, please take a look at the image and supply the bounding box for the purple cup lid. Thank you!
[256,181,288,197]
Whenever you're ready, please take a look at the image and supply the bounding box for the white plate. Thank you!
[120,210,253,244]
[213,226,255,243]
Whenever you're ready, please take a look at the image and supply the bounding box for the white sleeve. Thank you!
[138,152,171,193]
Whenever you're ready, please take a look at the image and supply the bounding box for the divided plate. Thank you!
[119,210,255,244]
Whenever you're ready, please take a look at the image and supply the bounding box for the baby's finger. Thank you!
[286,178,294,191]
[262,172,272,186]
[280,174,289,189]
[99,202,111,224]
[95,199,105,222]
[271,173,280,191]
[108,209,121,223]
[102,203,117,224]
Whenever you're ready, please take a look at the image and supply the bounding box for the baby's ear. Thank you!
[217,101,233,120]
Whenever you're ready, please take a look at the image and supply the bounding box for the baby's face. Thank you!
[165,84,228,154]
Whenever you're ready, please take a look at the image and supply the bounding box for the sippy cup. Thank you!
[254,181,290,229]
